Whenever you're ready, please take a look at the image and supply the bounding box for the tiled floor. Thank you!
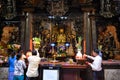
[104,69,120,80]
[0,67,8,80]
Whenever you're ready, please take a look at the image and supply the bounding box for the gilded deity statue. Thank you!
[57,29,66,46]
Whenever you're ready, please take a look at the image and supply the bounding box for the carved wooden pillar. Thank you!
[89,10,97,50]
[83,11,91,55]
[24,12,33,51]
[82,7,96,55]
[83,10,94,80]
[78,2,96,80]
[20,15,26,51]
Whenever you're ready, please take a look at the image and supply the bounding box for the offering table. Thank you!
[39,61,89,80]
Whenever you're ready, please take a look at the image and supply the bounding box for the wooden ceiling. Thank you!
[0,0,120,20]
[15,0,99,13]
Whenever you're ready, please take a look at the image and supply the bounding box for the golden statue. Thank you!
[57,29,66,45]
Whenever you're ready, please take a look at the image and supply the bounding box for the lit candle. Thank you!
[83,40,86,54]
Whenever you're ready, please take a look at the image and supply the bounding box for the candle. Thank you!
[83,40,86,54]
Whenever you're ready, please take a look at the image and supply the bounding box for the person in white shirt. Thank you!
[26,50,41,80]
[83,49,103,80]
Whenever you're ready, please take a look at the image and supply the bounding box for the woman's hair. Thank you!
[25,49,32,53]
[93,49,100,55]
[11,51,16,58]
[32,50,37,55]
[16,53,22,60]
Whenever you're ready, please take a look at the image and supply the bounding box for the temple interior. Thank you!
[0,0,120,60]
[0,0,120,80]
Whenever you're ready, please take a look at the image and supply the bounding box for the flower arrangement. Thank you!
[32,37,41,49]
[57,45,66,57]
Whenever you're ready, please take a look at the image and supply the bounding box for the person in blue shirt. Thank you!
[8,51,16,80]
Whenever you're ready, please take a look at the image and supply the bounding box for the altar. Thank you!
[39,61,89,80]
[38,60,120,80]
[0,60,120,80]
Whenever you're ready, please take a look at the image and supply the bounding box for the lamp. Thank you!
[51,43,56,47]
[65,42,70,55]
[65,42,70,47]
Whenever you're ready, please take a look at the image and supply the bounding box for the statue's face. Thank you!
[60,29,64,33]
[34,43,40,49]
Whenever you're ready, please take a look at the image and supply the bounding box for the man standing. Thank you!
[26,50,41,80]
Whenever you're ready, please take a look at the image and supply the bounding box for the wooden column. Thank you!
[81,5,96,80]
[24,12,33,51]
[20,15,26,51]
[89,10,97,50]
[83,11,91,55]
[82,7,97,55]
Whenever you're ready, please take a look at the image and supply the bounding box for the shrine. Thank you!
[0,0,120,80]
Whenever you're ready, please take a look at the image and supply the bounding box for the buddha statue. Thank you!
[57,29,66,46]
